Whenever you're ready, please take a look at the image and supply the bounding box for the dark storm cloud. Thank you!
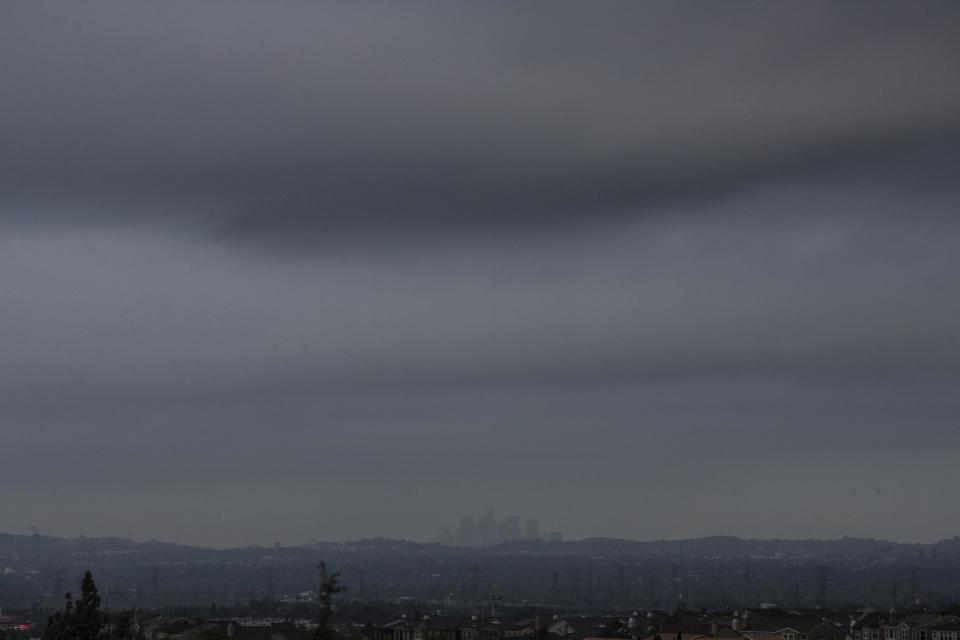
[1,2,959,244]
[2,2,960,545]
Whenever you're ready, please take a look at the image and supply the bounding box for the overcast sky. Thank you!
[2,2,959,548]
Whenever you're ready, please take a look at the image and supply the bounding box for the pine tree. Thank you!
[43,592,72,640]
[42,572,103,640]
[74,571,103,640]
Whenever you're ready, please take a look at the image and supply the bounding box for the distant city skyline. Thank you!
[435,506,563,547]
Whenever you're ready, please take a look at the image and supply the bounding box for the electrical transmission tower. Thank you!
[672,563,683,606]
[910,566,919,606]
[815,566,830,608]
[569,569,582,604]
[618,565,629,607]
[743,558,753,604]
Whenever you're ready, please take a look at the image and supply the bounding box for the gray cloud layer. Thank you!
[1,2,959,546]
[2,2,959,241]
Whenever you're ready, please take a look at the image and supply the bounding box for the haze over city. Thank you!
[2,2,960,550]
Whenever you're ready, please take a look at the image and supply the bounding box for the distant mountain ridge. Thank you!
[2,530,958,556]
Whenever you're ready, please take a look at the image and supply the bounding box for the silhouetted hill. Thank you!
[2,531,959,611]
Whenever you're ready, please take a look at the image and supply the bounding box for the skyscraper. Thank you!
[526,519,540,540]
[504,516,521,541]
[456,514,476,547]
[478,505,495,546]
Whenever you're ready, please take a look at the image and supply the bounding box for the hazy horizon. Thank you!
[4,526,957,551]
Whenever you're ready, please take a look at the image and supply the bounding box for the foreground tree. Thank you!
[313,562,343,640]
[43,571,103,640]
[43,593,72,640]
[75,571,103,640]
